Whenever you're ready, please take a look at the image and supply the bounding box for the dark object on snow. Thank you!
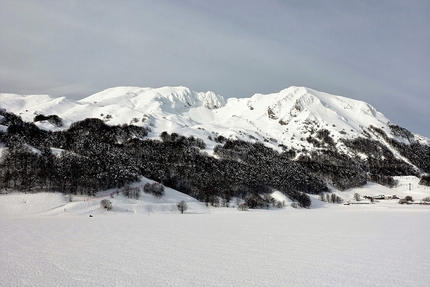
[89,214,93,217]
[419,175,430,186]
[100,199,113,211]
[177,200,188,214]
[34,114,63,127]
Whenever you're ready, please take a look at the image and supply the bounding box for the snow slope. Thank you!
[0,177,208,217]
[1,175,427,218]
[2,86,428,154]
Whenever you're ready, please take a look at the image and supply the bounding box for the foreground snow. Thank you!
[1,207,429,287]
[1,176,429,286]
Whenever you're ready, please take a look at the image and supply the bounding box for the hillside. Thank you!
[0,177,208,217]
[2,86,428,149]
[1,175,427,217]
[1,86,430,207]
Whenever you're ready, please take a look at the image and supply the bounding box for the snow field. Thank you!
[1,208,429,287]
[1,176,429,286]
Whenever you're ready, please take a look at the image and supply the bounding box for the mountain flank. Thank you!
[1,86,429,208]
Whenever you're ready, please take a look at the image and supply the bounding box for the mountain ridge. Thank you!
[1,86,430,207]
[2,86,430,174]
[2,85,428,152]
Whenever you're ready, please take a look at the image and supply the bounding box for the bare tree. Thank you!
[177,200,188,214]
[143,182,165,198]
[237,202,249,211]
[100,199,112,211]
[66,194,74,202]
[124,185,140,199]
[354,193,361,201]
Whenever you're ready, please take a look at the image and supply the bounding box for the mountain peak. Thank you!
[1,86,428,150]
[79,86,226,113]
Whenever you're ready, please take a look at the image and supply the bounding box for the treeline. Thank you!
[0,112,320,207]
[297,149,367,191]
[0,117,146,195]
[1,110,428,208]
[297,127,422,189]
[371,125,430,173]
[122,134,324,207]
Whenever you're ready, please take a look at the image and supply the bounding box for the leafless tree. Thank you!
[237,202,249,211]
[177,200,188,214]
[100,199,112,211]
[354,193,361,201]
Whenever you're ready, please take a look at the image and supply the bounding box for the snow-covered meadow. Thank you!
[1,176,429,287]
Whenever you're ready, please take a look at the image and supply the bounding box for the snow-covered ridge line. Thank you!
[1,85,429,152]
[79,86,226,111]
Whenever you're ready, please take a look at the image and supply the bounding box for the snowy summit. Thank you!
[2,86,428,150]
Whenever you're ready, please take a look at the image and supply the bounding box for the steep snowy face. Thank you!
[196,91,226,109]
[79,86,226,113]
[258,86,390,136]
[210,86,391,145]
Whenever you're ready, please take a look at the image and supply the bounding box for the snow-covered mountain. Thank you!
[1,85,428,157]
[2,85,430,208]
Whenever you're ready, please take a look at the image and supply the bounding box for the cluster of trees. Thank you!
[123,185,141,199]
[243,194,286,209]
[306,129,335,148]
[369,125,430,173]
[33,114,63,127]
[0,113,320,208]
[341,136,416,181]
[143,182,165,198]
[298,149,367,190]
[419,175,430,186]
[1,110,429,210]
[399,195,430,205]
[0,115,145,195]
[319,193,343,204]
[297,126,420,189]
[131,136,321,208]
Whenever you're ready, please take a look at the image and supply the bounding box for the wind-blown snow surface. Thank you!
[1,177,429,287]
[1,206,429,287]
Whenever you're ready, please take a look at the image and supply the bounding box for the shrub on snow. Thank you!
[100,199,112,211]
[144,182,165,198]
[177,200,188,214]
[237,203,249,211]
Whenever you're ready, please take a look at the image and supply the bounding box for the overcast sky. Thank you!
[1,0,429,137]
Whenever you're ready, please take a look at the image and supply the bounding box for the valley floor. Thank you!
[1,176,429,287]
[1,206,429,287]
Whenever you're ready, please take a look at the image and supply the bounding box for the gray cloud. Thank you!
[1,0,429,137]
